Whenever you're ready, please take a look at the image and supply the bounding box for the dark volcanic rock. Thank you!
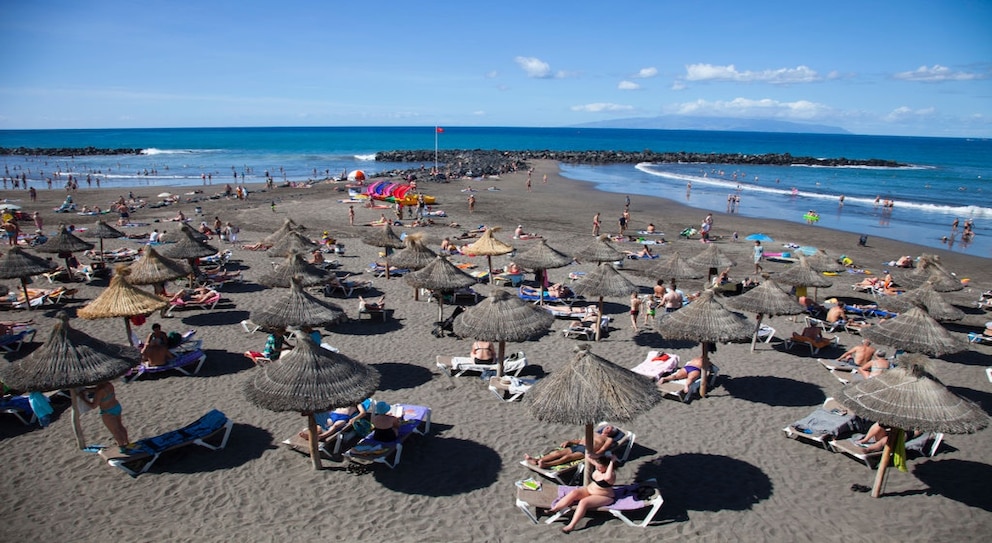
[0,147,143,157]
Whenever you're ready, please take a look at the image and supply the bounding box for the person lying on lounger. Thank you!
[522,425,619,469]
[658,357,704,394]
[169,287,217,305]
[358,295,385,312]
[299,400,370,442]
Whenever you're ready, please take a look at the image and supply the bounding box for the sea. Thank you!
[1,126,989,257]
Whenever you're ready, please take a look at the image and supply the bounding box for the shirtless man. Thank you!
[837,339,876,372]
[826,303,846,324]
[661,287,683,312]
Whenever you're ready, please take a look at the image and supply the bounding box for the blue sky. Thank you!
[1,1,990,137]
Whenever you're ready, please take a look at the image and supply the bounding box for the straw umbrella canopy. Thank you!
[404,255,477,322]
[389,233,438,271]
[362,224,406,280]
[655,289,753,396]
[528,344,663,484]
[179,222,209,243]
[0,311,139,448]
[724,278,805,351]
[77,266,169,346]
[250,278,347,330]
[513,239,573,301]
[803,250,847,273]
[0,247,58,310]
[243,331,379,470]
[462,227,514,284]
[34,225,95,275]
[81,220,124,261]
[570,263,637,341]
[267,231,319,258]
[838,356,988,497]
[639,251,704,282]
[775,255,833,299]
[126,246,191,291]
[261,218,307,246]
[574,235,624,264]
[898,255,964,292]
[860,306,967,356]
[257,253,329,288]
[879,282,965,322]
[158,224,219,282]
[453,289,554,376]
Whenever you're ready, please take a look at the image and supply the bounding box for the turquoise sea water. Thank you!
[1,127,989,257]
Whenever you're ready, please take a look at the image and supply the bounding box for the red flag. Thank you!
[436,127,444,133]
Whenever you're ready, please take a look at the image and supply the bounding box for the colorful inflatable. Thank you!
[364,180,436,205]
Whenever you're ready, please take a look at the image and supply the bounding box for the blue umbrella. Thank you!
[745,233,774,242]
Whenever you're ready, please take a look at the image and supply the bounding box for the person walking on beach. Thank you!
[467,194,476,213]
[348,205,355,226]
[592,212,601,236]
[753,240,764,274]
[629,292,642,331]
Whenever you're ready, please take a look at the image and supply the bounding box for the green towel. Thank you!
[892,429,908,472]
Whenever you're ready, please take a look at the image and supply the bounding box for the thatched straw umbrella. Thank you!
[81,220,124,263]
[258,253,329,288]
[513,239,573,302]
[0,312,139,449]
[261,218,307,246]
[803,250,846,273]
[453,289,554,377]
[362,224,406,280]
[655,290,753,396]
[267,231,319,258]
[179,223,209,243]
[126,246,191,297]
[775,255,832,299]
[574,235,624,264]
[0,247,58,310]
[77,266,169,346]
[838,356,988,497]
[860,306,967,356]
[570,264,637,341]
[639,251,704,282]
[724,278,804,351]
[687,244,736,283]
[251,278,347,330]
[34,225,95,277]
[243,331,379,470]
[528,344,663,484]
[879,282,965,322]
[898,255,963,292]
[158,224,219,283]
[404,255,477,323]
[462,227,514,284]
[390,233,438,301]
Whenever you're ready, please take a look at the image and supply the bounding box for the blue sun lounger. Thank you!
[123,349,208,383]
[98,409,233,476]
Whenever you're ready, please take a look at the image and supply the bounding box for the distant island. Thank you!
[570,115,851,134]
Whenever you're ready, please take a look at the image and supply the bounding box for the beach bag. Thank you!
[166,331,183,348]
[352,418,373,437]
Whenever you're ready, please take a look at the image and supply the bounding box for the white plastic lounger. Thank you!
[515,478,663,528]
[782,397,868,449]
[829,432,943,468]
[435,351,527,377]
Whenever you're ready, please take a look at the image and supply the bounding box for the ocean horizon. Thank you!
[1,126,989,257]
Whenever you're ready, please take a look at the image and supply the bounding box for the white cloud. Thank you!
[618,80,640,90]
[893,65,984,82]
[635,67,658,78]
[670,81,686,91]
[885,106,936,121]
[485,70,499,79]
[670,97,829,120]
[472,110,486,116]
[515,56,553,78]
[683,63,821,84]
[570,102,635,113]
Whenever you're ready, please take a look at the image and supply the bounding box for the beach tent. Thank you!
[348,170,366,182]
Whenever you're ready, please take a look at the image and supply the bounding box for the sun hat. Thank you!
[374,401,391,415]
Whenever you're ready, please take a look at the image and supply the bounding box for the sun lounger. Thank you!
[164,290,221,316]
[45,287,78,305]
[0,395,36,426]
[804,316,846,334]
[630,351,680,381]
[828,431,944,468]
[519,422,637,485]
[493,273,525,287]
[519,286,575,305]
[343,404,431,469]
[784,332,839,355]
[561,317,611,340]
[282,399,375,458]
[0,328,36,352]
[123,349,207,383]
[783,397,869,449]
[436,351,527,377]
[323,277,373,297]
[967,332,992,345]
[541,304,595,319]
[367,262,409,278]
[98,409,233,476]
[659,364,719,403]
[489,375,537,402]
[6,289,52,309]
[515,477,663,528]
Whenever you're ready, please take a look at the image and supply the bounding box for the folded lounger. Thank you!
[828,431,944,468]
[783,397,869,449]
[435,351,527,377]
[98,409,233,476]
[343,404,431,469]
[519,422,637,485]
[515,477,664,528]
[658,364,720,403]
[123,349,208,383]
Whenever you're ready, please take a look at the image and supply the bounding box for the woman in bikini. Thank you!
[471,340,495,365]
[547,455,617,533]
[81,381,130,448]
[659,357,703,394]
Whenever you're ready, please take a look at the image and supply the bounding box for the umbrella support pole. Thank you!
[871,432,897,498]
[699,343,711,397]
[20,279,32,311]
[487,255,494,285]
[496,341,506,377]
[595,297,604,341]
[384,256,391,281]
[306,413,323,470]
[582,423,595,486]
[750,315,764,352]
[70,389,86,449]
[125,317,135,347]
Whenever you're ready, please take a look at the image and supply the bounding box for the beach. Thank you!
[1,160,990,542]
